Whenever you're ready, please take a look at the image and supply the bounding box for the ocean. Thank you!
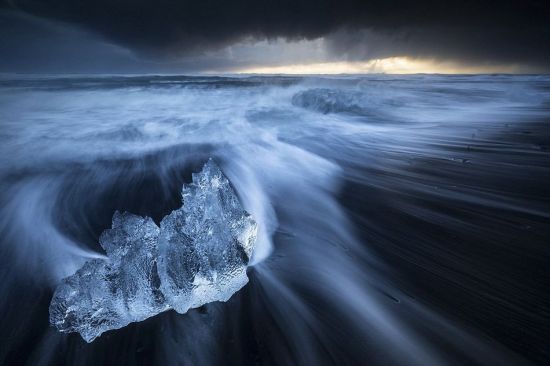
[1,74,549,365]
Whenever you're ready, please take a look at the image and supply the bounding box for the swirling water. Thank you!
[0,74,549,365]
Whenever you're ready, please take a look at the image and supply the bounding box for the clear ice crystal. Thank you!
[49,212,164,342]
[49,160,257,342]
[157,159,256,313]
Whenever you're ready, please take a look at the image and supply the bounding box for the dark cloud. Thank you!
[0,10,258,73]
[2,0,550,71]
[325,25,550,70]
[0,10,148,73]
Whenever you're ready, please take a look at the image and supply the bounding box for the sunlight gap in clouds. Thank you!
[230,57,521,74]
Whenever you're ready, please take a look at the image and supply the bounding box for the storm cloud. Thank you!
[1,0,550,72]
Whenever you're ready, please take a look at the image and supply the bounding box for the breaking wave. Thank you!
[291,88,368,115]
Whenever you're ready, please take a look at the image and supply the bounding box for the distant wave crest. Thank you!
[291,88,368,115]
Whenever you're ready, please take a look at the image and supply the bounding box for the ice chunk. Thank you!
[49,160,257,342]
[158,159,257,313]
[49,212,165,342]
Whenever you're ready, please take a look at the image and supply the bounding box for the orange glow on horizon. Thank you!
[229,57,520,75]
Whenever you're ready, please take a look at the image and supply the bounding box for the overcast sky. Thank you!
[1,0,549,73]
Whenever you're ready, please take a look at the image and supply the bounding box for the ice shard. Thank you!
[157,159,257,313]
[49,212,165,342]
[49,160,257,342]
